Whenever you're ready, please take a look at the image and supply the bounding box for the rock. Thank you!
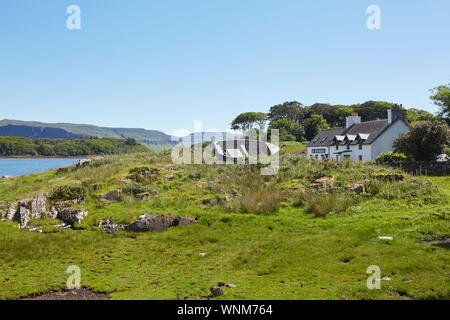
[315,176,335,186]
[218,281,226,287]
[0,200,8,207]
[210,287,223,298]
[136,192,151,200]
[119,179,133,185]
[346,182,365,194]
[382,277,392,281]
[57,208,88,225]
[99,220,124,234]
[1,175,16,179]
[91,184,103,190]
[226,284,237,288]
[0,201,8,219]
[199,253,206,257]
[31,193,46,218]
[378,236,393,240]
[373,174,406,182]
[49,206,59,219]
[100,190,122,201]
[56,167,71,174]
[163,174,174,182]
[76,158,92,169]
[124,213,196,233]
[19,199,32,228]
[6,201,18,220]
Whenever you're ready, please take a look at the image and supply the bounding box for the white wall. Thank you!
[370,121,409,160]
[328,144,371,161]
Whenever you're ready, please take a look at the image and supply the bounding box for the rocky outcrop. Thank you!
[31,193,46,218]
[57,208,88,225]
[0,201,8,219]
[163,174,174,182]
[373,173,405,182]
[124,213,196,232]
[346,182,365,194]
[6,201,18,220]
[19,199,32,228]
[98,220,124,234]
[136,192,151,200]
[100,190,122,201]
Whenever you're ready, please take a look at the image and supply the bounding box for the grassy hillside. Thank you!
[0,136,148,156]
[0,119,176,151]
[0,147,448,300]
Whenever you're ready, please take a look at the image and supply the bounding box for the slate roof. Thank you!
[307,119,403,148]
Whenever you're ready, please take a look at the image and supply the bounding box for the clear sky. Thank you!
[0,0,449,135]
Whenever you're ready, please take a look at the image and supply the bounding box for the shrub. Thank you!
[122,183,154,196]
[376,151,410,163]
[49,185,87,202]
[232,184,282,215]
[294,191,361,217]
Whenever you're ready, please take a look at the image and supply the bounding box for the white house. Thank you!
[306,107,409,162]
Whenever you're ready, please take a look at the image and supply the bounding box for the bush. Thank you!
[122,183,154,196]
[376,151,410,163]
[294,191,361,217]
[49,185,87,202]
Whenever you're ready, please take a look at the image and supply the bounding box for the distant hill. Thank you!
[0,119,177,151]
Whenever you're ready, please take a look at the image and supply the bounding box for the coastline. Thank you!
[0,156,87,159]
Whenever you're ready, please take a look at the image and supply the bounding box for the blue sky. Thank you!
[0,1,449,135]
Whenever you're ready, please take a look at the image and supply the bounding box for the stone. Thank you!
[378,236,393,240]
[119,179,133,185]
[163,174,174,182]
[210,287,224,298]
[99,220,124,234]
[346,182,365,194]
[136,192,151,200]
[76,158,92,169]
[218,281,226,287]
[0,200,8,207]
[56,167,71,174]
[6,201,18,220]
[19,199,32,228]
[100,190,122,201]
[57,208,88,225]
[0,201,7,219]
[124,213,196,233]
[226,284,237,288]
[2,175,16,179]
[31,193,46,218]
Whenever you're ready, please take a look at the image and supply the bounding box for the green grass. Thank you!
[0,151,448,300]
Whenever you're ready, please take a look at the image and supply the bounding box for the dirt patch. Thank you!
[21,288,109,300]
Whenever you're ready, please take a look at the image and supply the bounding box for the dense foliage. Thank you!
[0,136,148,156]
[376,151,410,163]
[430,83,450,124]
[394,120,450,161]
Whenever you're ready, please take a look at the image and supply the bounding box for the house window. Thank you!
[336,145,339,150]
[359,155,363,161]
[359,144,362,150]
[346,144,350,150]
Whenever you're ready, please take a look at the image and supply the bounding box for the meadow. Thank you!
[0,142,448,300]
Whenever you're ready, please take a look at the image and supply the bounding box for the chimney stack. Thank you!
[346,113,361,128]
[388,104,407,124]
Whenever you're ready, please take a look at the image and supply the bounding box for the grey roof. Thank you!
[306,128,345,147]
[307,119,404,147]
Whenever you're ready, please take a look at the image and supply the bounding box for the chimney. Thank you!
[346,113,361,128]
[388,104,407,124]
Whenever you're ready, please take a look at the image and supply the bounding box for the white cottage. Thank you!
[306,107,409,162]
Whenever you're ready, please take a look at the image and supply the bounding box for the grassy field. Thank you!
[0,143,449,300]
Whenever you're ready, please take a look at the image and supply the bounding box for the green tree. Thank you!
[231,112,258,133]
[393,120,450,161]
[267,101,305,124]
[406,108,437,124]
[303,114,329,141]
[430,83,450,124]
[268,119,296,141]
[353,101,395,122]
[254,112,268,131]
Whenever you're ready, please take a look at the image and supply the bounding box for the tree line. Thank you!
[230,83,450,142]
[0,136,148,156]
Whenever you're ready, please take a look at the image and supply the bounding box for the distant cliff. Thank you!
[0,120,177,151]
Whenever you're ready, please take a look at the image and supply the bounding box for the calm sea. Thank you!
[0,158,82,177]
